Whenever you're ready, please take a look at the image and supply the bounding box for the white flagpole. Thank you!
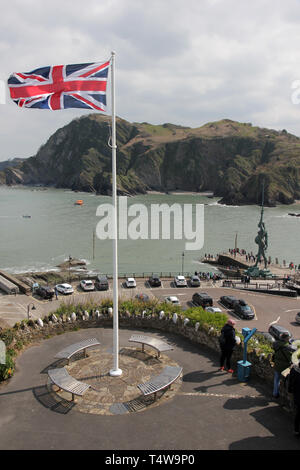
[109,51,122,377]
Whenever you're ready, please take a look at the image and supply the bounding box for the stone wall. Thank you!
[10,310,275,388]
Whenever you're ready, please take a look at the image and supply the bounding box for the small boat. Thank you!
[74,200,83,205]
[22,215,31,218]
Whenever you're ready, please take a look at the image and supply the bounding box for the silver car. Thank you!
[174,275,187,287]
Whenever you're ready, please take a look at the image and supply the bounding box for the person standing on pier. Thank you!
[272,333,292,399]
[219,319,236,373]
[288,360,300,436]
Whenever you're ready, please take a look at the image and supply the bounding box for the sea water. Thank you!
[0,186,299,275]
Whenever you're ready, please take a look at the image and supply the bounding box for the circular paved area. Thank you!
[58,347,181,415]
[0,327,299,450]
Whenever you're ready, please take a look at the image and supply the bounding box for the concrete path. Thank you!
[0,327,299,450]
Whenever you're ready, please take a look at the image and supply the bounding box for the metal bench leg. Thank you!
[72,393,75,401]
[84,348,87,358]
[142,343,145,353]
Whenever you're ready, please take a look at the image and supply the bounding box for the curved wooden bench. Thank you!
[48,367,90,402]
[137,365,182,400]
[129,334,173,358]
[54,338,101,364]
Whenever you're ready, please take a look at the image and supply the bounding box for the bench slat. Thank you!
[138,366,182,396]
[55,338,101,360]
[48,367,90,397]
[129,335,173,355]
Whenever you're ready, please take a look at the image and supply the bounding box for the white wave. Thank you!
[206,201,239,208]
[5,265,60,274]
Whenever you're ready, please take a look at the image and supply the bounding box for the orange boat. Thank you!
[75,200,83,205]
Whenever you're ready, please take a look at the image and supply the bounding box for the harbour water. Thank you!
[0,186,299,275]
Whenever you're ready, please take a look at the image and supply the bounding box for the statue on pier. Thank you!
[254,203,268,269]
[245,181,272,279]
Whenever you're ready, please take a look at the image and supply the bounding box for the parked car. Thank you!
[295,312,300,325]
[233,300,255,319]
[148,274,161,287]
[80,279,95,291]
[135,293,150,302]
[205,306,222,314]
[268,324,293,342]
[165,296,181,306]
[219,295,238,309]
[192,292,213,307]
[35,285,54,300]
[255,331,275,344]
[174,275,187,287]
[95,275,109,291]
[126,277,136,288]
[55,283,74,295]
[190,275,201,287]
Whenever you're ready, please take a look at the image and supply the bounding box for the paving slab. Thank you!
[0,327,299,450]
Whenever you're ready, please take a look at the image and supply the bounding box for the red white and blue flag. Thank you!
[7,60,110,111]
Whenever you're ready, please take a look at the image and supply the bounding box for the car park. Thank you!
[190,275,201,287]
[233,300,255,319]
[80,279,95,291]
[95,275,109,291]
[165,296,181,306]
[219,295,238,309]
[205,306,222,314]
[55,283,74,295]
[135,293,150,302]
[148,274,161,287]
[126,277,136,288]
[35,285,54,300]
[192,292,213,307]
[174,275,187,287]
[295,312,300,325]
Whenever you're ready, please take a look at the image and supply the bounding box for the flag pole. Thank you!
[109,51,122,377]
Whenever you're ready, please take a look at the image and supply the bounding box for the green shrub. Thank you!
[0,329,15,347]
[184,307,228,329]
[0,348,16,381]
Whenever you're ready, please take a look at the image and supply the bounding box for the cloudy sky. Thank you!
[1,0,300,161]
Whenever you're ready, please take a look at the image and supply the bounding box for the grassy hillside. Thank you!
[2,115,300,206]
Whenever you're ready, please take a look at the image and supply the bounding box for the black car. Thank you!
[192,292,213,307]
[95,275,109,291]
[233,300,255,319]
[268,324,293,342]
[268,324,297,352]
[220,295,238,309]
[36,285,54,300]
[255,331,276,345]
[148,274,161,287]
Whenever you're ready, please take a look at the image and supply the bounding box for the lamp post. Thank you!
[181,252,185,275]
[27,302,36,320]
[68,255,72,281]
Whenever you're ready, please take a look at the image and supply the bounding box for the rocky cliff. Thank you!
[2,114,300,205]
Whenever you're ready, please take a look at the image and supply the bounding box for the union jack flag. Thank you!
[7,60,110,111]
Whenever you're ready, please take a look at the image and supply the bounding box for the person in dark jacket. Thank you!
[288,361,300,436]
[272,333,292,398]
[219,318,236,373]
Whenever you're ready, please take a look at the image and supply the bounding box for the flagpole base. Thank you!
[109,368,122,377]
